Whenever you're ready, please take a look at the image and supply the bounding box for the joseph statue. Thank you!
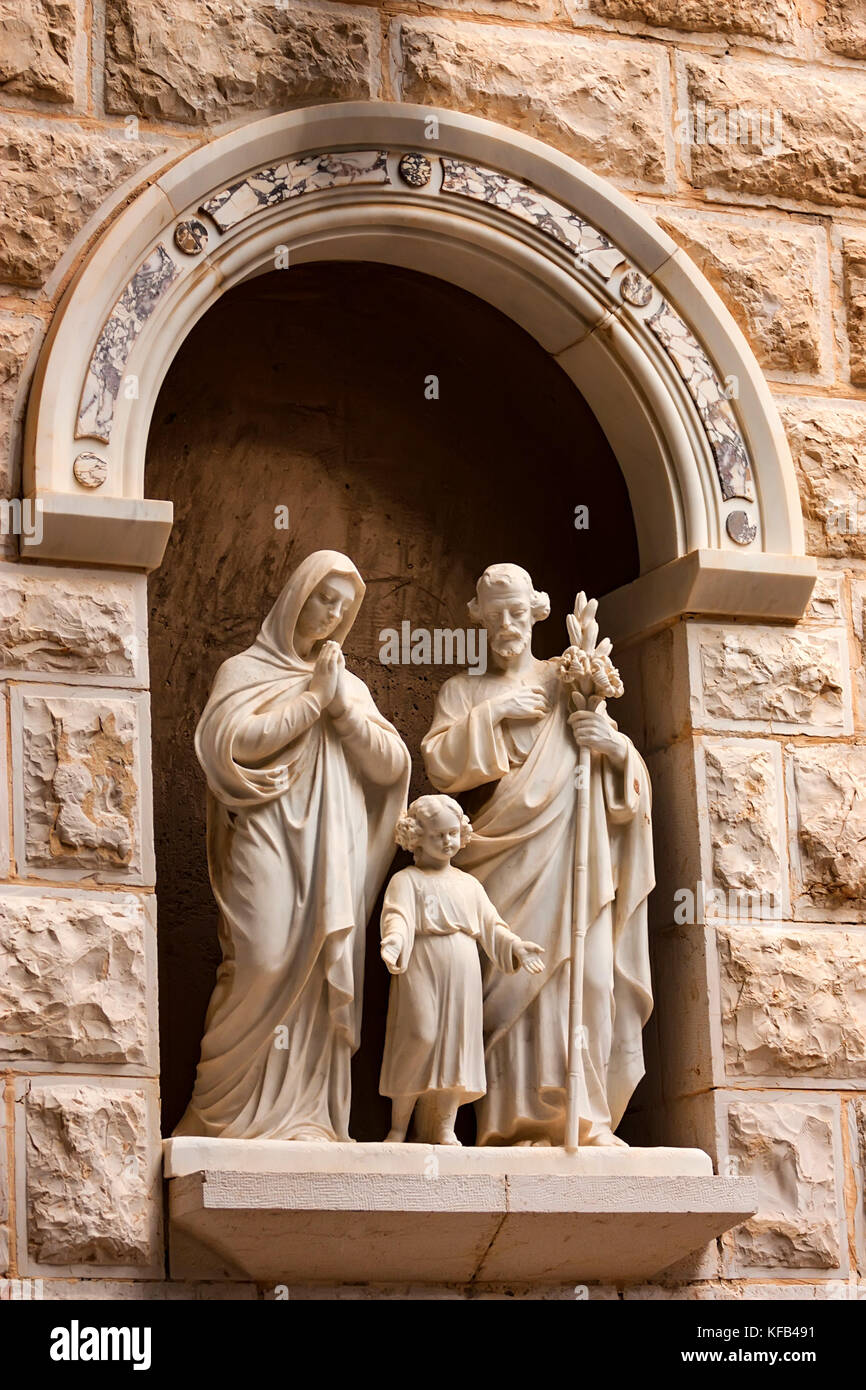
[421,563,654,1147]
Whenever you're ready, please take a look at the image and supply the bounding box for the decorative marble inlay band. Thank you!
[199,150,390,233]
[647,302,753,502]
[441,159,626,281]
[76,245,179,443]
[441,157,754,507]
[72,147,755,515]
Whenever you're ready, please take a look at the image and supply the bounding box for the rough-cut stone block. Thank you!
[690,623,848,733]
[842,236,866,387]
[397,19,669,189]
[0,0,76,104]
[718,925,866,1080]
[15,691,145,879]
[104,0,378,125]
[725,1100,841,1272]
[589,0,798,42]
[823,0,866,59]
[805,571,843,625]
[781,400,866,558]
[0,314,38,497]
[0,117,168,288]
[854,1099,866,1272]
[656,209,824,375]
[24,1083,157,1267]
[788,745,866,913]
[0,893,151,1066]
[850,578,866,730]
[42,1278,259,1300]
[625,1280,853,1299]
[423,0,556,14]
[681,54,866,207]
[701,741,784,913]
[0,1091,8,1274]
[0,565,142,680]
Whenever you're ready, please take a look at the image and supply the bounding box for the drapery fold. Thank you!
[176,552,410,1141]
[423,661,654,1144]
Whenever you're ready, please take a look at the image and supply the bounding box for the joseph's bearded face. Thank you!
[478,584,534,659]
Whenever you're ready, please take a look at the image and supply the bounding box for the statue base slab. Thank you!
[164,1139,757,1286]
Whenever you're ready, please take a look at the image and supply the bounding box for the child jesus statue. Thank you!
[379,793,545,1145]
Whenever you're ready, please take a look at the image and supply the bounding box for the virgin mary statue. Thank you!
[175,551,411,1141]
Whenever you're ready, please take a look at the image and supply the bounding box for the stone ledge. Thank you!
[165,1140,756,1285]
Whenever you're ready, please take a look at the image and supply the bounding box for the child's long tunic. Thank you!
[379,864,521,1101]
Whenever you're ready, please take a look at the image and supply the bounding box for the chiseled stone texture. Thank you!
[703,742,782,908]
[726,1100,841,1271]
[397,19,669,189]
[656,209,824,375]
[855,1099,866,1269]
[0,894,150,1066]
[693,624,846,732]
[42,1278,258,1300]
[0,313,38,497]
[718,925,866,1080]
[624,1281,853,1299]
[789,746,866,912]
[781,401,866,559]
[589,0,798,42]
[0,1095,8,1274]
[0,567,139,679]
[823,0,866,59]
[842,236,866,387]
[25,1083,156,1266]
[682,54,866,207]
[805,571,843,625]
[0,117,168,288]
[104,0,378,125]
[18,693,142,876]
[0,0,76,105]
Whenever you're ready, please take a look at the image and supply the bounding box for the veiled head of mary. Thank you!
[258,551,366,665]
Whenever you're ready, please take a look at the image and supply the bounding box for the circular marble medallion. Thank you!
[73,452,108,489]
[174,218,209,255]
[398,152,432,189]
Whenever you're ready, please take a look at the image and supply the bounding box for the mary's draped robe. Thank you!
[422,660,654,1145]
[176,552,410,1141]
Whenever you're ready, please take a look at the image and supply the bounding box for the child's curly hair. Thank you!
[395,794,473,852]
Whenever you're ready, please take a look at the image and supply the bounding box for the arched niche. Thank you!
[144,258,640,1135]
[22,101,815,641]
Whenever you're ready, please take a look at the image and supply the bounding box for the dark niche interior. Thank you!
[146,261,640,1140]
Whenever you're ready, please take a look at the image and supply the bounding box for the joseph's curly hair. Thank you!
[467,563,550,624]
[395,794,473,852]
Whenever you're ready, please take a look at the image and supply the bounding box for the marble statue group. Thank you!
[177,550,655,1150]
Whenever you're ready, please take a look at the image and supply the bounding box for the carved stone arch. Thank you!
[23,101,814,636]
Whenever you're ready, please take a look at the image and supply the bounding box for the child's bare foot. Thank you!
[384,1129,407,1143]
[436,1127,461,1146]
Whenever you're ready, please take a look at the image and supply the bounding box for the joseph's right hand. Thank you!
[491,685,549,723]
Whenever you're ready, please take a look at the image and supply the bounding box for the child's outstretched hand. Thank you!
[515,939,545,975]
[381,937,401,973]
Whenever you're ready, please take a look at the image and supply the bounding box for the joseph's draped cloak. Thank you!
[176,551,410,1141]
[421,659,654,1144]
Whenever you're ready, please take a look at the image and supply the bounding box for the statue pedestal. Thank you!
[164,1139,757,1286]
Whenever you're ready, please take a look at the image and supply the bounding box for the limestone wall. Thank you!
[1,0,865,1300]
